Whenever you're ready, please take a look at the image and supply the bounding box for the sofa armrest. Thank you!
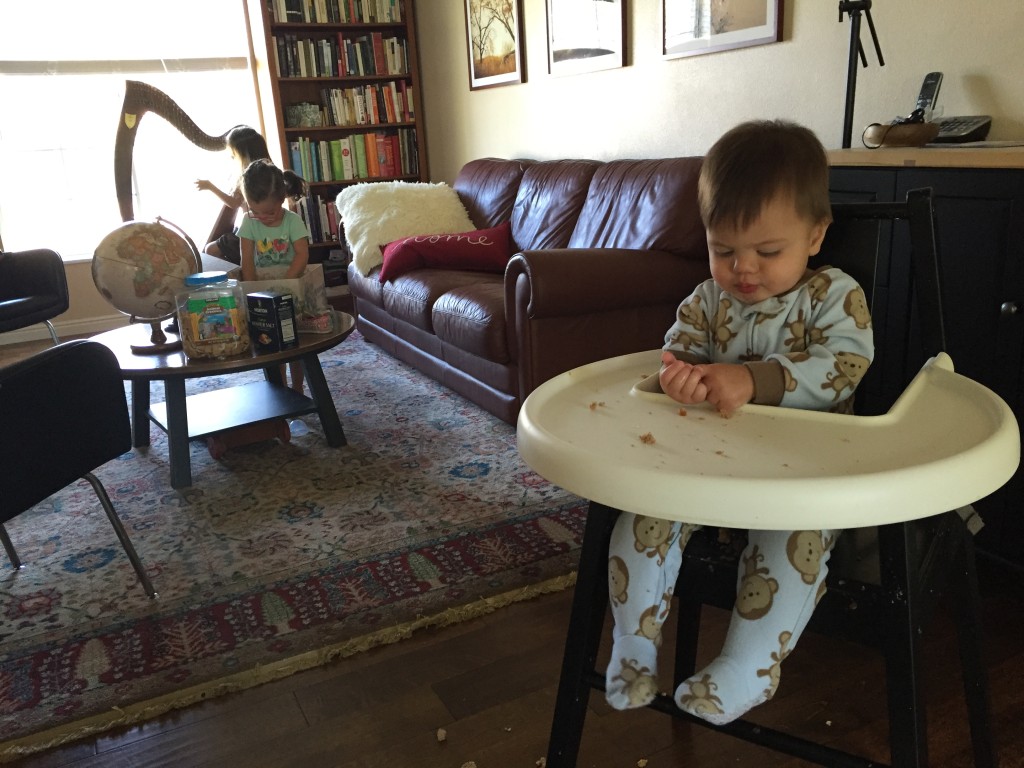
[505,248,710,402]
[506,248,702,315]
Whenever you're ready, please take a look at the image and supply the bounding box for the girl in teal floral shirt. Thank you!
[239,160,310,392]
[238,159,310,281]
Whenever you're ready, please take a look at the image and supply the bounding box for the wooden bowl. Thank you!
[863,122,941,148]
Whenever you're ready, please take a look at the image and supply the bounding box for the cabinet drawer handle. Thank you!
[1001,302,1020,317]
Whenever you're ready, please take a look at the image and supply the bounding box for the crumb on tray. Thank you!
[639,432,656,444]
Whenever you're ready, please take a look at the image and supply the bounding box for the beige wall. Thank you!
[419,0,1023,183]
[15,0,1022,344]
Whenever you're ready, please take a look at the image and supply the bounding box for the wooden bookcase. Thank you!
[244,0,427,272]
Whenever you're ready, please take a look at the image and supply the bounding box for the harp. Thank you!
[113,79,237,246]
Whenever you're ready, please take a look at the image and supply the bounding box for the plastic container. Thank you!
[176,271,251,359]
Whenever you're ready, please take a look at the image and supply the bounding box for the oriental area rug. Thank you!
[0,330,585,761]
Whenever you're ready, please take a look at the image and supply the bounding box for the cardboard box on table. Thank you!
[247,291,298,352]
[242,264,333,333]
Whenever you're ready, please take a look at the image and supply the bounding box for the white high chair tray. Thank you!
[517,350,1019,530]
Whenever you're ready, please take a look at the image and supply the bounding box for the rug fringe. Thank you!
[0,571,577,763]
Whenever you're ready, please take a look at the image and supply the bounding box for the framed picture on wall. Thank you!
[663,0,782,59]
[465,0,526,90]
[546,0,626,76]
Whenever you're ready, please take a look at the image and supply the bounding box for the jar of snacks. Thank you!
[176,271,250,360]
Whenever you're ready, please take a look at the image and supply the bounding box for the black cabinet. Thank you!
[830,164,1024,566]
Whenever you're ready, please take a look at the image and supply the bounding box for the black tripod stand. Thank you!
[839,0,885,148]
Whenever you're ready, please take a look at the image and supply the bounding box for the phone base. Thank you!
[863,121,940,148]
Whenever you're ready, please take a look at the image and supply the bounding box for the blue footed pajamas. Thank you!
[605,266,875,724]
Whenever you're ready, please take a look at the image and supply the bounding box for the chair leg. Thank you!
[673,585,703,688]
[0,524,22,570]
[45,320,60,345]
[545,501,618,768]
[82,472,157,599]
[878,522,928,768]
[948,523,998,768]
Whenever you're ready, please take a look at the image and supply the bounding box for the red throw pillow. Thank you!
[378,221,513,282]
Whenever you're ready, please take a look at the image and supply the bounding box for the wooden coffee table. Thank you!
[92,312,355,489]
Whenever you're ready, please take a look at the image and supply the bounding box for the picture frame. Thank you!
[663,0,782,59]
[546,0,626,77]
[465,0,526,90]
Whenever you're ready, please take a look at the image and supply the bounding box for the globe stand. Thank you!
[129,317,183,355]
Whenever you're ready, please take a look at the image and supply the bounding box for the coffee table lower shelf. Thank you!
[148,381,316,439]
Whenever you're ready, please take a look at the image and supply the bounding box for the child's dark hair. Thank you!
[698,120,832,231]
[225,125,270,167]
[240,159,308,204]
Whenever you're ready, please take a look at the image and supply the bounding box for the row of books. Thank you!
[295,193,341,245]
[273,32,407,78]
[288,129,419,183]
[270,0,402,24]
[313,80,414,128]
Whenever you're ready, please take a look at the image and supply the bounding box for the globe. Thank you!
[93,219,201,353]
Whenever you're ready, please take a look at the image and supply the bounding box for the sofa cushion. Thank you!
[511,160,601,251]
[453,158,533,229]
[378,221,514,282]
[336,181,475,276]
[382,270,495,333]
[568,158,706,258]
[432,279,508,363]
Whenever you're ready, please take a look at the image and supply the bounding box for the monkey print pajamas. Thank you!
[606,267,874,725]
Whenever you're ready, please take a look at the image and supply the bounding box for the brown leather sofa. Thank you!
[346,157,711,424]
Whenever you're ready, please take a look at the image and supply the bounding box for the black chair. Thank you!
[546,189,998,767]
[0,339,156,598]
[0,248,70,344]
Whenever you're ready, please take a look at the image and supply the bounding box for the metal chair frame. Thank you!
[0,248,69,345]
[0,340,156,599]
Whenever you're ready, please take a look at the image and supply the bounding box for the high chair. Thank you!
[517,188,1020,767]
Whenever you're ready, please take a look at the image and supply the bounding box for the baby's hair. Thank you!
[240,159,308,204]
[698,120,832,231]
[225,125,271,167]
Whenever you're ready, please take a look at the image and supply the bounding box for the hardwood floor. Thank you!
[3,336,1023,767]
[3,552,1022,768]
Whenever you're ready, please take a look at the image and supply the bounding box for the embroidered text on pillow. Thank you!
[402,231,498,247]
[378,221,514,282]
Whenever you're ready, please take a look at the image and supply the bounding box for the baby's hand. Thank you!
[195,179,212,192]
[697,363,755,416]
[659,351,708,405]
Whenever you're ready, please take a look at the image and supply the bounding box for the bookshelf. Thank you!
[244,0,427,277]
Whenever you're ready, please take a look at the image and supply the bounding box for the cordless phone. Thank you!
[915,72,943,119]
[890,72,943,126]
[909,71,993,143]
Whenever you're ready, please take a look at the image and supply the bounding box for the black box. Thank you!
[247,291,298,353]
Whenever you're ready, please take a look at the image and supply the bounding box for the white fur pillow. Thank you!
[336,181,475,276]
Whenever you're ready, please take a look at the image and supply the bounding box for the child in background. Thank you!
[195,125,271,263]
[604,120,875,724]
[238,158,310,392]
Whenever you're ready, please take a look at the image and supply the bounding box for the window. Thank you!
[0,1,260,260]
